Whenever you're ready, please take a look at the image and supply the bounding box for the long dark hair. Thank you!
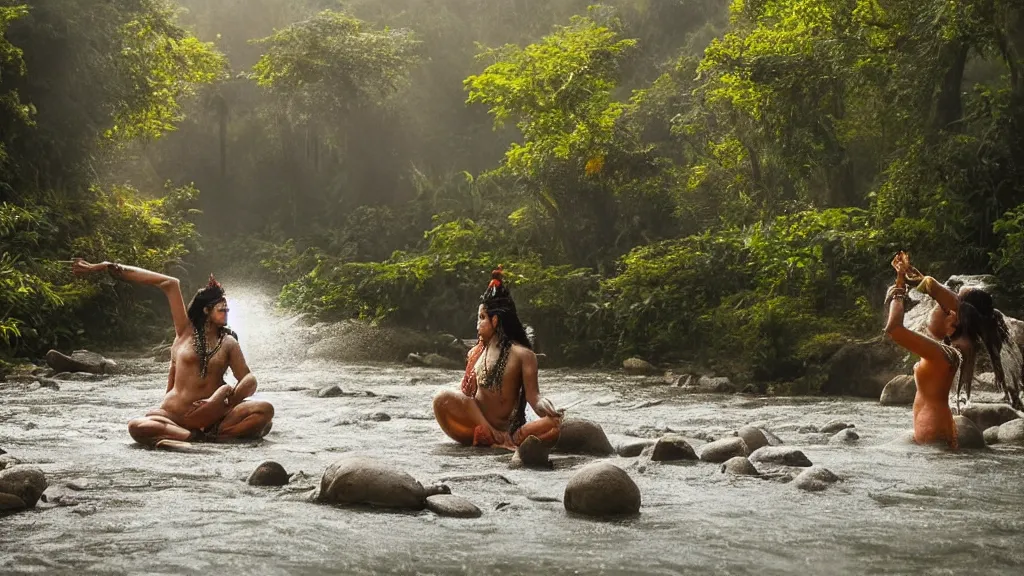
[480,266,531,433]
[953,288,1023,410]
[185,275,237,377]
[481,266,532,351]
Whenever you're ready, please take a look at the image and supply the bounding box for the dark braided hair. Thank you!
[480,265,532,432]
[951,288,1023,410]
[480,266,532,351]
[186,274,237,377]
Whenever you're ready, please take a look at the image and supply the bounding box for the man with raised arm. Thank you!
[72,259,274,449]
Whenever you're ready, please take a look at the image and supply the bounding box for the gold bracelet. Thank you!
[916,276,935,295]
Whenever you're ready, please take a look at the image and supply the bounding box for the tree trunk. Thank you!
[932,40,969,132]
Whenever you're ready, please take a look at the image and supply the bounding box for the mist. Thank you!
[4,0,1024,382]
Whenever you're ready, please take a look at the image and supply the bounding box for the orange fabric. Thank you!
[461,342,484,397]
[472,425,496,447]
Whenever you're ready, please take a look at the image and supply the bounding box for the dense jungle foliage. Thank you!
[4,0,1024,388]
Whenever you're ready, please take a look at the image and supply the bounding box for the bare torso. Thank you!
[159,333,238,419]
[472,340,529,431]
[912,357,956,445]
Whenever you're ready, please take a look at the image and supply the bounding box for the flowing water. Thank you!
[2,285,1024,575]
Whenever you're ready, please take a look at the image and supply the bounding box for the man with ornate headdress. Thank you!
[72,259,274,449]
[432,266,563,449]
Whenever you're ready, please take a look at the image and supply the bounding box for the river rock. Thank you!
[818,338,902,397]
[698,437,748,463]
[954,416,986,449]
[317,385,344,398]
[0,454,19,471]
[509,436,552,469]
[984,426,1000,445]
[720,456,759,476]
[426,494,482,518]
[650,435,697,462]
[553,419,615,456]
[0,466,48,510]
[697,375,735,393]
[961,404,1021,431]
[749,446,812,467]
[45,349,116,375]
[879,375,916,406]
[794,467,839,492]
[760,428,784,446]
[563,462,641,517]
[617,439,657,457]
[736,426,769,452]
[829,429,860,444]
[151,342,172,362]
[316,456,449,510]
[819,420,854,435]
[307,322,453,363]
[0,492,27,511]
[996,419,1024,445]
[406,353,462,370]
[623,357,657,375]
[248,461,290,486]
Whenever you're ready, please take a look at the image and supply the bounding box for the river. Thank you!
[2,284,1023,575]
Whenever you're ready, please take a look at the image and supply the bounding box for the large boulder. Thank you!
[316,457,449,510]
[954,416,986,450]
[307,322,460,363]
[816,338,903,398]
[45,349,117,375]
[0,466,48,511]
[623,357,658,375]
[552,419,615,456]
[880,375,916,406]
[961,404,1021,432]
[996,419,1024,445]
[563,462,641,518]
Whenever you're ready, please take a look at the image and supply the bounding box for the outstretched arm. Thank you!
[72,259,190,337]
[519,349,562,419]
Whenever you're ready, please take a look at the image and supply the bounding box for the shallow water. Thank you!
[2,286,1024,575]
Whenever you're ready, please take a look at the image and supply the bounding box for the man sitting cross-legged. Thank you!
[72,260,274,449]
[432,266,562,450]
